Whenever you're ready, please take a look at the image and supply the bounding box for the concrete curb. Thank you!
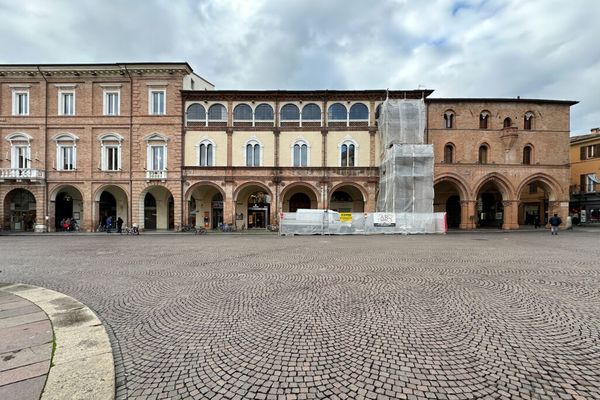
[0,284,115,400]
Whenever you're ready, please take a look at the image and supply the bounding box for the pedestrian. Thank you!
[106,215,113,233]
[549,213,562,235]
[534,214,540,229]
[117,216,123,234]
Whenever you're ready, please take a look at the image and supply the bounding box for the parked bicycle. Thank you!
[218,223,236,232]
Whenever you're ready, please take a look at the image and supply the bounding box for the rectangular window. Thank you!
[12,145,30,169]
[104,91,120,116]
[12,91,29,115]
[150,146,165,170]
[149,90,166,115]
[58,146,75,170]
[104,146,119,171]
[586,174,599,192]
[59,91,75,115]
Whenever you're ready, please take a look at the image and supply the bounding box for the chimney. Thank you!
[592,127,600,134]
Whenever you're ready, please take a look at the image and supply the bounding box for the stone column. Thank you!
[226,129,233,167]
[223,180,235,225]
[502,200,520,230]
[460,200,476,230]
[369,129,377,167]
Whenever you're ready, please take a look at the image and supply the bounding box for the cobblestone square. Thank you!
[1,231,599,399]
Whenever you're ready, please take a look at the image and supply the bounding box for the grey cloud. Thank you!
[0,0,597,132]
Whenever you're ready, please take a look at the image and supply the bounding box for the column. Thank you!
[502,200,520,230]
[460,200,476,230]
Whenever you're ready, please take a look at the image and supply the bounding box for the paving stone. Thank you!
[0,232,599,399]
[0,375,47,400]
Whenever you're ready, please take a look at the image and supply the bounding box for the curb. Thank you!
[0,284,115,400]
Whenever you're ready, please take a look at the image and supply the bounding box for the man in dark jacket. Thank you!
[549,213,562,235]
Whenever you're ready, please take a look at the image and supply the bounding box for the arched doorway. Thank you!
[434,180,464,229]
[99,191,116,228]
[186,183,226,230]
[144,193,157,230]
[477,181,504,228]
[140,186,174,230]
[211,193,223,229]
[53,186,84,231]
[4,189,36,231]
[446,196,461,228]
[281,184,319,212]
[96,185,129,230]
[289,193,311,212]
[234,183,273,230]
[329,185,365,212]
[518,179,553,227]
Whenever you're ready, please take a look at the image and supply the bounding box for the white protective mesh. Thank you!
[377,98,434,214]
[279,98,445,236]
[279,211,446,235]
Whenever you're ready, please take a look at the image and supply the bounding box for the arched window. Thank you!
[478,144,488,164]
[292,141,308,167]
[444,111,454,129]
[98,133,123,171]
[186,103,206,121]
[198,139,214,166]
[524,112,533,130]
[254,103,274,120]
[233,104,252,121]
[53,133,79,171]
[246,140,261,167]
[523,146,532,165]
[444,144,454,163]
[301,103,321,120]
[349,103,368,120]
[340,140,357,167]
[503,117,512,128]
[328,103,347,121]
[280,104,300,120]
[479,111,489,129]
[208,104,226,121]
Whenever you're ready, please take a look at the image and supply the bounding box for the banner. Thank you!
[373,212,396,227]
[340,213,353,223]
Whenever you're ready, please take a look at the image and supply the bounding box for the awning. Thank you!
[588,173,600,184]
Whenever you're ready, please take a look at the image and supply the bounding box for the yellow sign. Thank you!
[340,213,353,223]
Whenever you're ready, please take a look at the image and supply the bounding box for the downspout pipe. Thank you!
[124,65,134,227]
[37,66,49,232]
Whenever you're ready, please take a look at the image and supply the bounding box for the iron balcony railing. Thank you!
[0,168,45,180]
[571,184,598,194]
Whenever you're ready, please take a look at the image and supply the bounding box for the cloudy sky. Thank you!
[0,0,598,134]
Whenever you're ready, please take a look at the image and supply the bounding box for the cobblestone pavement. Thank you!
[1,231,599,400]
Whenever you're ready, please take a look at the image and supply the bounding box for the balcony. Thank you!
[571,184,598,195]
[145,170,167,181]
[0,168,45,181]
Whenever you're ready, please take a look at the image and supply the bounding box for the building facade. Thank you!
[569,129,600,223]
[0,63,576,232]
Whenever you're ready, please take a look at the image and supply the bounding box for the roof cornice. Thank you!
[0,62,193,78]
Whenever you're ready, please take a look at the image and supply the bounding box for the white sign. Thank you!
[373,213,396,227]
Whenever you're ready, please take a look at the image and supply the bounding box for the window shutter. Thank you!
[580,146,586,160]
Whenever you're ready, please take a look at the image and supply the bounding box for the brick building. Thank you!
[0,62,576,231]
[569,129,600,222]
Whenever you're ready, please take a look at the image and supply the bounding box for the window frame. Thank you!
[148,144,167,171]
[103,89,120,116]
[328,103,348,122]
[523,145,533,165]
[58,90,76,116]
[197,138,215,166]
[99,134,123,172]
[207,103,227,122]
[291,139,310,167]
[524,112,534,130]
[57,144,76,171]
[443,111,455,129]
[12,90,29,116]
[478,144,488,164]
[349,103,369,121]
[443,143,454,164]
[280,104,300,121]
[339,139,358,167]
[479,111,489,129]
[148,88,166,115]
[245,139,262,167]
[11,144,30,169]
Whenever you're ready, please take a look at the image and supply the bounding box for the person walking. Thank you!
[117,217,123,234]
[549,213,562,235]
[106,215,113,234]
